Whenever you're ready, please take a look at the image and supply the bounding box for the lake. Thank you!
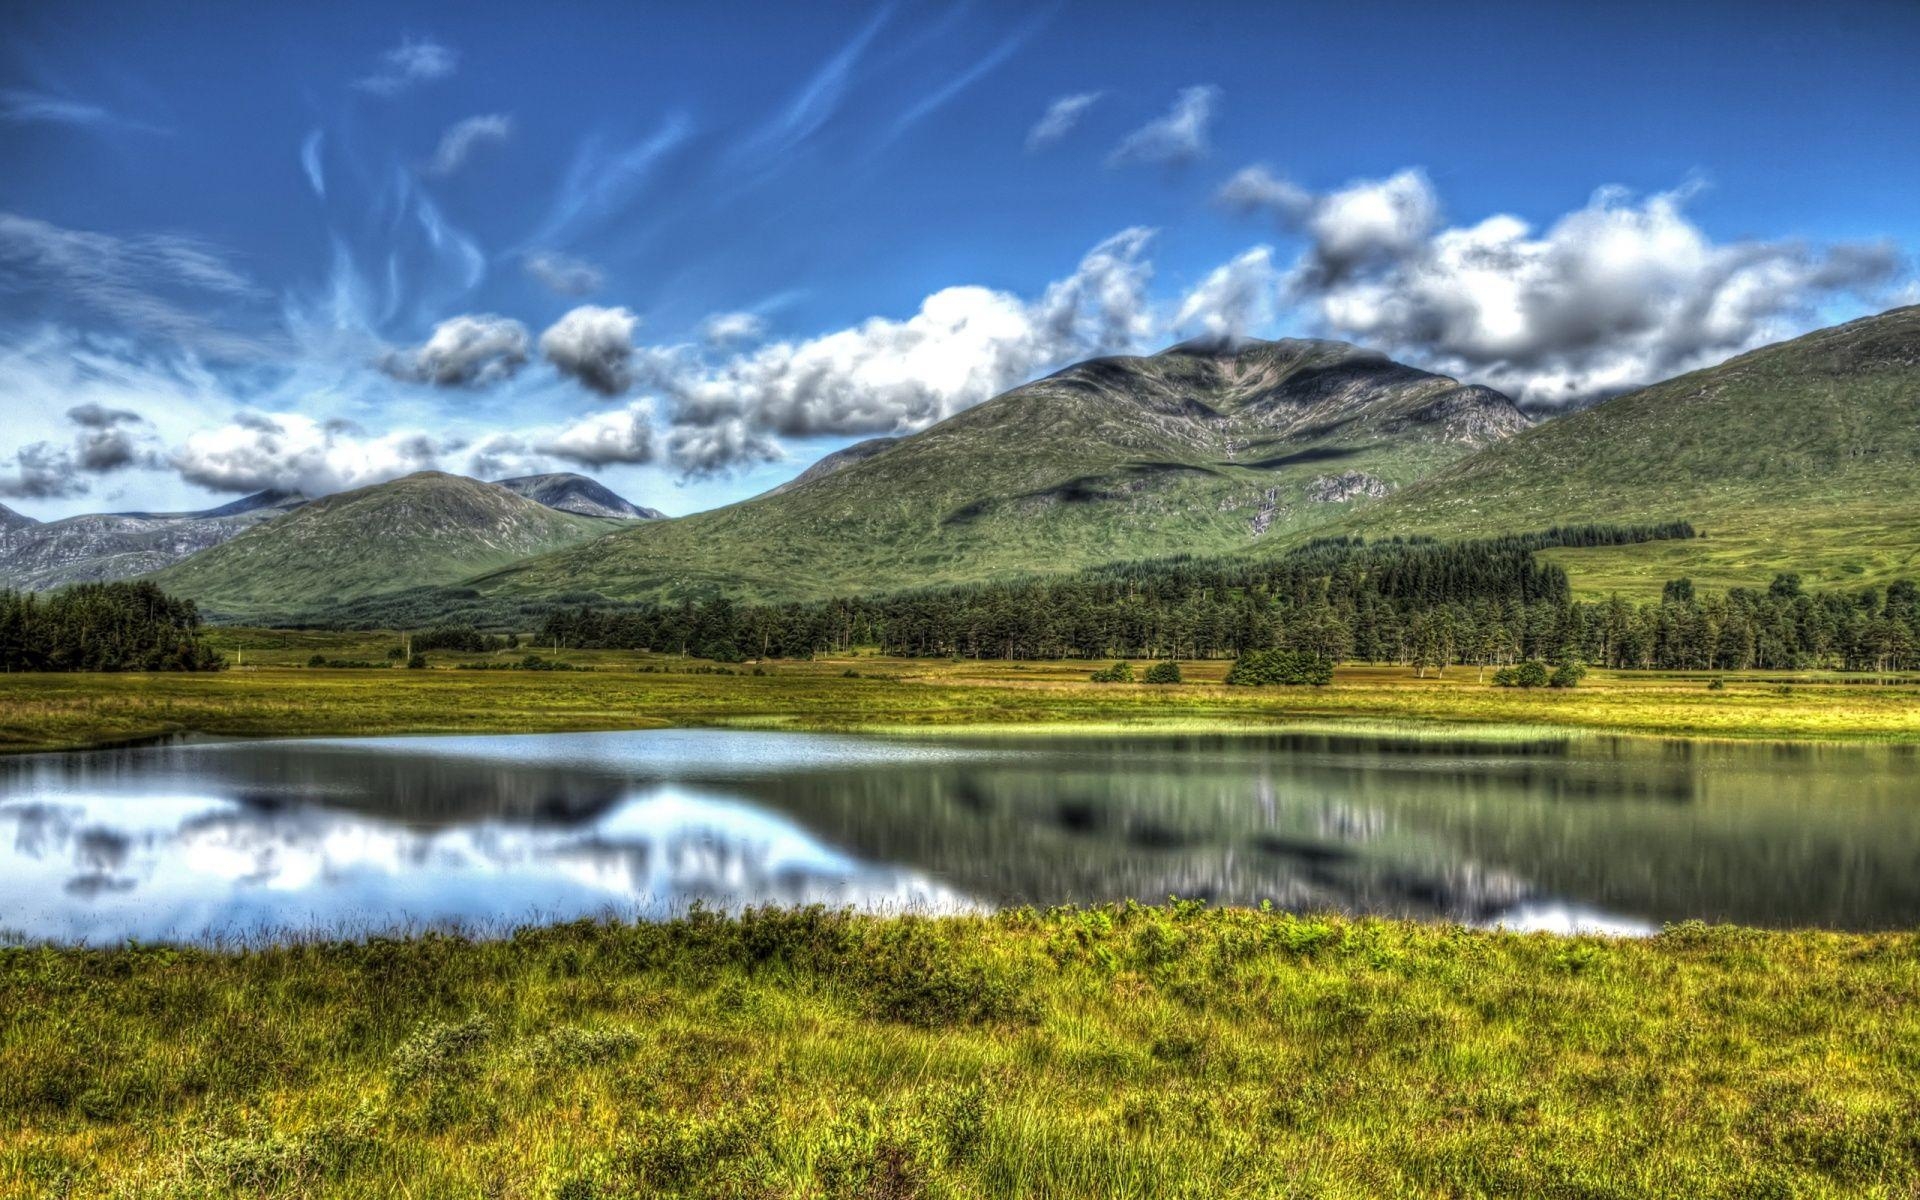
[1,728,1915,943]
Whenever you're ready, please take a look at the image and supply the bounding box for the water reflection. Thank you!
[0,729,1915,943]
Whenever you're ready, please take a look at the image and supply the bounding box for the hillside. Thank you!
[493,473,664,520]
[0,503,36,532]
[1337,306,1920,597]
[148,473,618,623]
[469,338,1528,606]
[0,490,304,592]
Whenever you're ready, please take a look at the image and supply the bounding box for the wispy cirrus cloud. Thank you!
[523,251,604,297]
[0,212,272,359]
[424,114,513,177]
[730,5,891,167]
[1025,91,1101,152]
[0,88,169,135]
[1108,85,1218,168]
[354,36,458,96]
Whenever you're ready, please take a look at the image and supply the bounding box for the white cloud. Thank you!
[380,314,529,387]
[700,311,767,346]
[1216,164,1314,219]
[656,228,1156,451]
[540,305,640,395]
[538,401,657,467]
[1258,174,1901,403]
[355,37,458,96]
[170,412,446,495]
[1174,246,1281,339]
[1025,91,1102,152]
[523,251,604,296]
[425,114,512,177]
[0,89,168,134]
[1108,86,1218,168]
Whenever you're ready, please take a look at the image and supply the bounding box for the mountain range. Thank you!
[0,472,656,596]
[9,308,1918,622]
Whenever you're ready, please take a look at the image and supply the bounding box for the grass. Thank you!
[4,640,1920,755]
[3,905,1917,1198]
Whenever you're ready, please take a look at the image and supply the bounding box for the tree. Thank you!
[1144,660,1182,684]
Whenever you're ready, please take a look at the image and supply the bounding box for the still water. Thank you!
[1,729,1915,943]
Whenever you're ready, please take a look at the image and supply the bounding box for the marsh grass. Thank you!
[3,651,1919,756]
[3,905,1918,1198]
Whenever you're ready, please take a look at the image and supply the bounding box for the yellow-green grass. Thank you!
[4,906,1918,1198]
[3,649,1919,754]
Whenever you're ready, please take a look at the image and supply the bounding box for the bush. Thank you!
[1089,661,1135,683]
[1548,662,1588,689]
[1225,650,1333,687]
[1144,660,1182,685]
[698,640,744,664]
[407,653,428,670]
[1708,677,1727,691]
[1493,661,1550,688]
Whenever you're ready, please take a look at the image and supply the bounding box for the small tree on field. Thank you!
[1144,661,1182,684]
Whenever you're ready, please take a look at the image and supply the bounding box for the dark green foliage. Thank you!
[1494,662,1551,688]
[1548,662,1588,688]
[410,624,493,653]
[406,653,428,670]
[1664,578,1696,604]
[1143,661,1182,684]
[1225,650,1333,687]
[0,582,223,672]
[1088,661,1134,683]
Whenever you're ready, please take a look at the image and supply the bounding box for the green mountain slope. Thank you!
[148,472,618,623]
[1337,306,1920,598]
[471,338,1529,606]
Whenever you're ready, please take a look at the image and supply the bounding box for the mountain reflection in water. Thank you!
[1,729,1915,943]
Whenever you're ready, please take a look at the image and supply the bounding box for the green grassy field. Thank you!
[4,906,1917,1198]
[4,640,1920,754]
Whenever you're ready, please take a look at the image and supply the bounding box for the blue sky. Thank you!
[3,0,1916,518]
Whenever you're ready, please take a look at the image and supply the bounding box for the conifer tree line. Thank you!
[0,582,225,672]
[535,522,1918,673]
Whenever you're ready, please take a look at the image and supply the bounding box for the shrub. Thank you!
[308,654,326,667]
[1548,662,1588,689]
[1225,650,1333,687]
[1708,677,1727,691]
[1089,661,1135,683]
[1144,660,1182,685]
[407,653,428,670]
[1494,661,1550,688]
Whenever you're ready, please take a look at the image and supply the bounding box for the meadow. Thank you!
[1,631,1917,755]
[4,905,1918,1198]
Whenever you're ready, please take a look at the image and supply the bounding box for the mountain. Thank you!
[762,436,902,497]
[147,472,621,623]
[0,490,305,592]
[493,473,664,520]
[464,337,1529,606]
[1335,306,1920,597]
[0,503,36,532]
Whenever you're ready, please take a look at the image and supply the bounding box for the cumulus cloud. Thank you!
[656,228,1156,448]
[538,401,658,467]
[0,212,270,358]
[355,37,458,96]
[424,114,512,176]
[540,305,640,395]
[1108,86,1218,168]
[523,251,603,296]
[0,443,86,500]
[1025,92,1102,152]
[1258,174,1902,403]
[380,314,529,387]
[664,420,785,477]
[700,311,767,346]
[66,403,152,472]
[170,412,446,495]
[1174,247,1282,339]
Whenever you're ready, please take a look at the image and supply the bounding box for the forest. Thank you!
[0,581,225,672]
[536,527,1920,673]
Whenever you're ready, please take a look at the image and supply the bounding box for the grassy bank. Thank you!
[3,643,1920,754]
[3,906,1917,1198]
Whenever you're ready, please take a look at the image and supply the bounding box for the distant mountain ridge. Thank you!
[0,503,37,532]
[0,490,306,592]
[460,336,1530,606]
[147,471,623,623]
[494,473,665,520]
